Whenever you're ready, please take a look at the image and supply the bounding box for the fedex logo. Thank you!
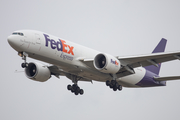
[43,34,74,55]
[111,59,119,65]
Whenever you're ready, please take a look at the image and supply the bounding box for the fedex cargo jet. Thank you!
[7,30,180,95]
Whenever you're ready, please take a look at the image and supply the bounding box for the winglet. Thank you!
[144,38,167,75]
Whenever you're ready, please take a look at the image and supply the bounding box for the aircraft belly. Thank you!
[27,52,111,81]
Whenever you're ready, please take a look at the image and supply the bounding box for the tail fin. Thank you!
[144,38,167,75]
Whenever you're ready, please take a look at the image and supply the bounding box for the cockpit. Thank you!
[12,32,24,36]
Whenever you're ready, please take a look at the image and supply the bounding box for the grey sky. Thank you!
[1,0,180,120]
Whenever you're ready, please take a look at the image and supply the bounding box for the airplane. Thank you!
[7,30,180,95]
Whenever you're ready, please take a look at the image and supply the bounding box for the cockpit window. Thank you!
[12,32,24,36]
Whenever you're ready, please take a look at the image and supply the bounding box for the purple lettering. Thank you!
[111,59,115,64]
[57,39,63,51]
[51,40,56,49]
[111,59,119,65]
[44,34,51,47]
[43,34,74,56]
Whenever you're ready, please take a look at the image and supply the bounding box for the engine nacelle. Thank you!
[25,62,51,82]
[93,53,121,74]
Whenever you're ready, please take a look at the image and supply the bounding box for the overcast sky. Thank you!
[1,0,180,120]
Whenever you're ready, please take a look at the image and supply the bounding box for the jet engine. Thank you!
[93,53,121,74]
[25,62,51,82]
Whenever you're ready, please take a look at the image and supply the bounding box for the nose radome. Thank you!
[7,35,18,47]
[7,35,13,45]
[7,35,21,51]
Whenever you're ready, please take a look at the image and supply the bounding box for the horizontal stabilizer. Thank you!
[154,76,180,81]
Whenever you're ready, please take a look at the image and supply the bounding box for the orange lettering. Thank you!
[67,45,74,55]
[61,40,68,53]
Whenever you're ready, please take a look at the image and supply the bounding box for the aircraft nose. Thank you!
[7,35,21,51]
[7,35,17,47]
[7,35,13,45]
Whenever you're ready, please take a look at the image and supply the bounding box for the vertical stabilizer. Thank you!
[144,38,167,75]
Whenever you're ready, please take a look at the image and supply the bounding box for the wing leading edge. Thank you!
[118,51,180,69]
[117,38,180,69]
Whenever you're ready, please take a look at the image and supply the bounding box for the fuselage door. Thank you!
[34,33,41,51]
[35,33,41,45]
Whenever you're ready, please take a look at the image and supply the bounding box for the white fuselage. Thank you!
[8,30,147,87]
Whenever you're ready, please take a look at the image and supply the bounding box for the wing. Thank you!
[79,51,180,78]
[118,51,180,69]
[79,59,95,69]
[48,65,66,78]
[48,65,92,82]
